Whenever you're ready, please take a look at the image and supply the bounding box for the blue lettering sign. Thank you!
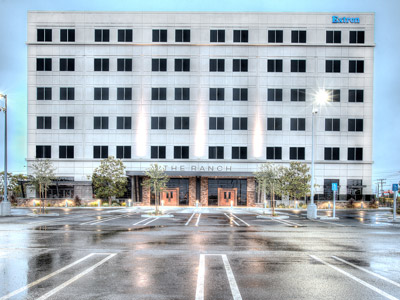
[332,16,360,24]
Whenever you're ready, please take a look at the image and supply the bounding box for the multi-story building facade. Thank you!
[27,11,375,206]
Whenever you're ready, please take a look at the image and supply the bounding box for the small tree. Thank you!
[90,156,127,206]
[29,159,56,213]
[1,172,28,203]
[142,164,169,215]
[254,163,285,215]
[282,162,311,206]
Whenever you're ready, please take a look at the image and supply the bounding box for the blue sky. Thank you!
[0,0,399,192]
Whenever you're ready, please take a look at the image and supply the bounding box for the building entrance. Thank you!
[161,188,179,206]
[218,188,237,206]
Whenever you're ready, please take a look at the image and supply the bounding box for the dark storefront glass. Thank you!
[150,178,189,205]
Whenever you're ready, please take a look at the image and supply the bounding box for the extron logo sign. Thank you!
[332,16,360,23]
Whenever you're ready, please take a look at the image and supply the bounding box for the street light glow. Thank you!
[315,89,330,105]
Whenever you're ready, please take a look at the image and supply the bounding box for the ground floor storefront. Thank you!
[130,176,256,207]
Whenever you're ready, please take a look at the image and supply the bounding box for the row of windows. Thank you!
[35,145,364,161]
[37,116,365,132]
[36,87,365,103]
[36,58,365,73]
[37,28,366,44]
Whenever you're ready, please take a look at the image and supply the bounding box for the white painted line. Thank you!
[185,212,196,226]
[133,217,151,226]
[195,213,202,226]
[195,254,205,300]
[270,218,302,227]
[310,255,399,300]
[312,219,346,227]
[224,213,240,226]
[222,254,243,300]
[82,213,132,225]
[332,256,400,288]
[0,253,96,300]
[36,254,116,300]
[231,214,250,227]
[143,217,159,226]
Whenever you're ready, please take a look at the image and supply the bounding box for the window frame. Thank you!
[94,29,110,42]
[59,145,74,159]
[174,146,189,159]
[151,117,167,130]
[59,116,74,130]
[94,88,109,100]
[266,147,282,160]
[37,29,52,42]
[233,30,248,43]
[151,88,167,101]
[267,89,283,102]
[175,29,191,42]
[209,88,224,101]
[60,29,75,42]
[209,146,224,159]
[232,117,248,130]
[151,146,166,159]
[152,29,167,42]
[210,30,225,43]
[268,30,283,43]
[93,146,108,159]
[116,146,131,159]
[118,29,133,42]
[267,118,283,131]
[116,116,132,130]
[36,116,52,130]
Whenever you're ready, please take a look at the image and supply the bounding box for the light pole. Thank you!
[0,93,10,216]
[307,90,329,219]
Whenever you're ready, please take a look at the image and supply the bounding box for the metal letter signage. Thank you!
[332,16,360,23]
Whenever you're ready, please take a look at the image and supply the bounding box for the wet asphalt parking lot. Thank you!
[0,207,400,300]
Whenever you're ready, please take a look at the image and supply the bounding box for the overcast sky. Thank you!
[0,0,399,191]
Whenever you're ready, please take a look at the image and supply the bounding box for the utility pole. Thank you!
[376,179,386,198]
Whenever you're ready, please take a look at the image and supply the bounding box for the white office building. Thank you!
[27,11,374,206]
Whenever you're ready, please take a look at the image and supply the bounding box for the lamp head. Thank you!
[315,89,330,105]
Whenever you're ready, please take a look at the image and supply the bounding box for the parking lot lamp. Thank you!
[307,90,329,219]
[0,94,10,216]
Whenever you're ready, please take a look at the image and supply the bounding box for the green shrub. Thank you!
[102,203,109,207]
[122,202,126,206]
[112,203,120,207]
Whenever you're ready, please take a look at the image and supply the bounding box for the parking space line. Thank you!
[196,254,242,300]
[231,214,250,227]
[185,212,196,226]
[332,256,400,288]
[221,254,243,300]
[195,254,205,300]
[0,253,98,300]
[133,217,151,226]
[143,217,160,226]
[80,213,132,225]
[195,213,201,226]
[36,253,117,300]
[224,213,240,226]
[309,255,399,300]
